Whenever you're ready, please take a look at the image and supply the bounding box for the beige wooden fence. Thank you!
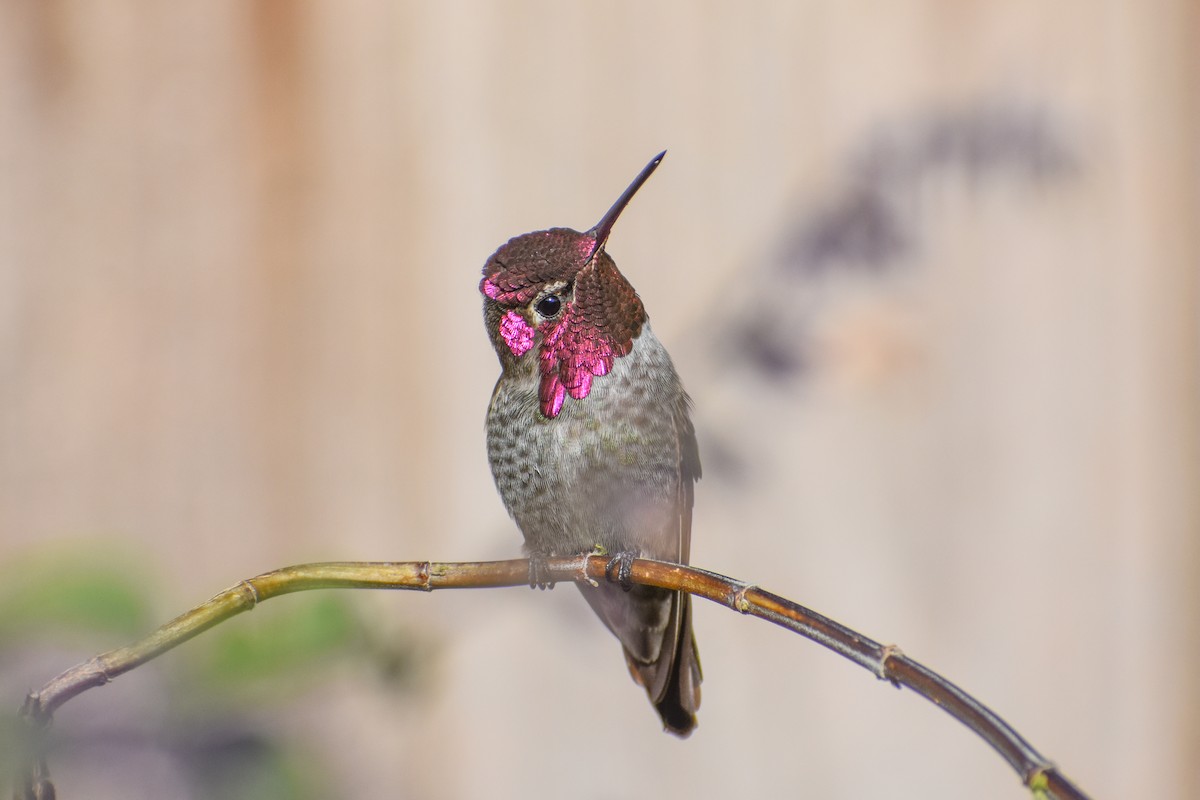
[2,2,1196,798]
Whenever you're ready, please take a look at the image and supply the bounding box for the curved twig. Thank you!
[13,556,1090,800]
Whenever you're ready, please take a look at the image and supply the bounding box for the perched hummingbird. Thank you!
[480,152,702,736]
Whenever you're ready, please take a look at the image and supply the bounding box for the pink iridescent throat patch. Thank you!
[537,305,617,418]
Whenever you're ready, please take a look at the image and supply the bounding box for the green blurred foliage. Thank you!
[188,594,359,691]
[0,545,153,643]
[4,542,424,799]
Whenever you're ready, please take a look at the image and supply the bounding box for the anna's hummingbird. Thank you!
[480,152,702,736]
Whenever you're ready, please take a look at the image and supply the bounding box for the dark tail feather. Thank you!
[656,593,702,736]
[579,582,702,736]
[626,591,702,737]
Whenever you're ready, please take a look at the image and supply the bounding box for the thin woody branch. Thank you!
[14,557,1089,800]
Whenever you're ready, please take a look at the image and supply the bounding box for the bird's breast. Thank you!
[485,325,686,556]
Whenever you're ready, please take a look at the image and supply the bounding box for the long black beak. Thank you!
[587,151,665,256]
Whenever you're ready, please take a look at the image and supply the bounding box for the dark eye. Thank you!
[534,295,562,318]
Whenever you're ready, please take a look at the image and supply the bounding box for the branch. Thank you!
[13,556,1090,800]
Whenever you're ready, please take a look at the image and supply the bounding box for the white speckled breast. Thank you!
[486,323,690,561]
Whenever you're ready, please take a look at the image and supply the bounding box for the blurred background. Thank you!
[2,2,1197,798]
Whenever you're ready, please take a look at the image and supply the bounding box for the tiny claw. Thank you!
[604,550,638,592]
[528,555,555,590]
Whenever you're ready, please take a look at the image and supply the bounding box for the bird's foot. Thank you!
[528,554,555,590]
[604,550,639,592]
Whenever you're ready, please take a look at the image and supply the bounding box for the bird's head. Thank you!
[480,152,663,418]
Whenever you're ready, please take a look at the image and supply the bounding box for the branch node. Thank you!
[1025,760,1057,798]
[20,692,46,724]
[876,643,904,684]
[732,583,756,613]
[574,554,599,587]
[418,561,433,591]
[236,580,262,607]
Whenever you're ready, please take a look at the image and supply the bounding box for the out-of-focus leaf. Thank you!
[192,595,358,688]
[0,548,152,641]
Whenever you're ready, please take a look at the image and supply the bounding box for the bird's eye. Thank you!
[534,295,562,318]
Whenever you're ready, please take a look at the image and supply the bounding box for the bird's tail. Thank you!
[581,581,702,736]
[628,590,701,737]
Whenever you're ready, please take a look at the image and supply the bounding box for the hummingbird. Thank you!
[480,152,702,736]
